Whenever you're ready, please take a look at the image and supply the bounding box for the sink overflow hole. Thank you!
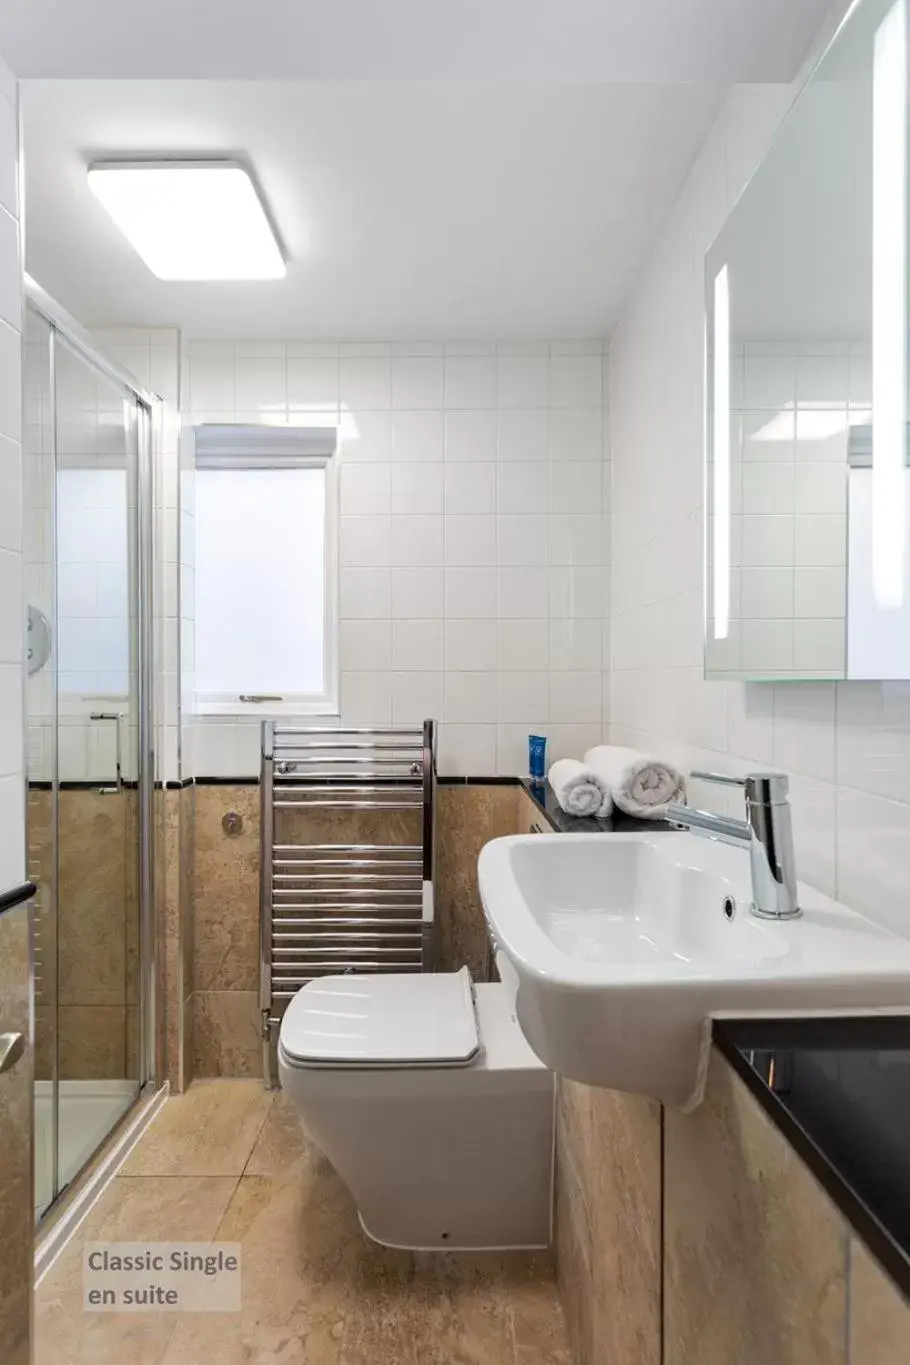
[722,895,736,921]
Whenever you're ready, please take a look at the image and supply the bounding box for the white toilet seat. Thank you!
[279,966,480,1070]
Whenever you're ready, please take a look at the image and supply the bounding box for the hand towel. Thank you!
[583,745,686,819]
[548,758,613,818]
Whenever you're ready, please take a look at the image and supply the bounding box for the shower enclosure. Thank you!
[23,287,156,1221]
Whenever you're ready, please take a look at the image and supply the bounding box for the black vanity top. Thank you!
[714,1016,910,1298]
[519,778,675,834]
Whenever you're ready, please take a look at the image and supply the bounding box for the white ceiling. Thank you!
[15,1,834,340]
[2,0,831,82]
[23,80,727,338]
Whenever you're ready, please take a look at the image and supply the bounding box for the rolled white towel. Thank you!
[548,759,613,819]
[583,745,686,819]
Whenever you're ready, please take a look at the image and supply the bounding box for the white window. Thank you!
[56,466,131,697]
[193,424,338,715]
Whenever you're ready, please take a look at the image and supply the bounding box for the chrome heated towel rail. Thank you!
[259,719,437,1086]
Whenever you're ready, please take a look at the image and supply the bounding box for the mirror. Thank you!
[705,0,910,680]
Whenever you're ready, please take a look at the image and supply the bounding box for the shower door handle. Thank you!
[90,713,123,794]
[0,1032,25,1075]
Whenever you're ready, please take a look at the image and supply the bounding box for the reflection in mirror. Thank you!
[705,0,909,680]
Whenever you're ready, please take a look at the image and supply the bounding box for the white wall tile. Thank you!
[0,96,17,220]
[497,355,549,409]
[392,670,444,723]
[339,357,391,410]
[392,356,444,409]
[183,334,609,777]
[340,515,391,567]
[497,515,548,566]
[342,410,392,463]
[0,209,21,332]
[234,356,285,411]
[341,670,391,724]
[438,722,497,776]
[287,356,339,409]
[445,567,498,619]
[392,619,444,671]
[498,567,549,619]
[341,462,391,516]
[0,321,21,442]
[445,514,496,566]
[497,462,549,513]
[391,463,443,514]
[391,566,443,619]
[550,354,602,408]
[340,619,391,671]
[550,408,602,462]
[445,619,497,671]
[497,670,547,721]
[497,620,548,671]
[444,355,497,409]
[445,410,497,462]
[340,566,391,619]
[389,514,443,567]
[444,462,495,514]
[444,671,497,722]
[392,410,444,462]
[498,409,549,462]
[549,670,601,722]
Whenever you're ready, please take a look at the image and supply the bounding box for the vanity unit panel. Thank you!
[518,788,552,834]
[849,1237,910,1365]
[664,1050,847,1365]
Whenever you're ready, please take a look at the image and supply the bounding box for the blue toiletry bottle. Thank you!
[528,734,547,783]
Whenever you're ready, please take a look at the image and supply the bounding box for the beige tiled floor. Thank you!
[35,1080,573,1364]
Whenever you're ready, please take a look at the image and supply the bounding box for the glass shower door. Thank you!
[24,307,57,1220]
[25,302,151,1220]
[53,336,143,1192]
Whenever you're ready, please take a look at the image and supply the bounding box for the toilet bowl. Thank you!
[278,961,554,1251]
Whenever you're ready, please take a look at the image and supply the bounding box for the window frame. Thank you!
[190,424,339,719]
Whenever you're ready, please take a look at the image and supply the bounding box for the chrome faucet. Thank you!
[666,770,801,921]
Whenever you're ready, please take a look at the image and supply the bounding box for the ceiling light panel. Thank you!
[87,160,286,281]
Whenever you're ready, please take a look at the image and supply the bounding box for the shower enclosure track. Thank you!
[259,719,436,1087]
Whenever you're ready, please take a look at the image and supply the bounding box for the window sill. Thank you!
[193,702,340,721]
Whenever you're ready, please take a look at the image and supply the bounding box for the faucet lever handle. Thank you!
[690,769,746,788]
[690,768,789,801]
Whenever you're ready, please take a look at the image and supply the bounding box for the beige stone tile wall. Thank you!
[436,785,518,979]
[0,901,34,1365]
[159,785,196,1092]
[190,781,518,1077]
[28,788,140,1082]
[554,1078,661,1365]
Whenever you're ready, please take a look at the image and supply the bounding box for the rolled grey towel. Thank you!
[583,745,686,819]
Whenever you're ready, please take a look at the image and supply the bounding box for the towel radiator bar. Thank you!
[259,719,436,1087]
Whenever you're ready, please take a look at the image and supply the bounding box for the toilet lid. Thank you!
[279,967,480,1068]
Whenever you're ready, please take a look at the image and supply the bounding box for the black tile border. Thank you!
[195,774,524,787]
[714,1018,910,1300]
[0,881,37,917]
[194,775,259,786]
[438,775,520,787]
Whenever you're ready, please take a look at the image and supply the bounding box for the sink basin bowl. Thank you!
[478,832,910,1106]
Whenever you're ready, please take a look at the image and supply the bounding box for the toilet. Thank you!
[278,959,554,1251]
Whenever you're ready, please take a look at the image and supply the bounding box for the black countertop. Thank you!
[519,778,675,834]
[714,1017,910,1298]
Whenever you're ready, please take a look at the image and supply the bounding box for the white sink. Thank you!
[478,832,910,1106]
